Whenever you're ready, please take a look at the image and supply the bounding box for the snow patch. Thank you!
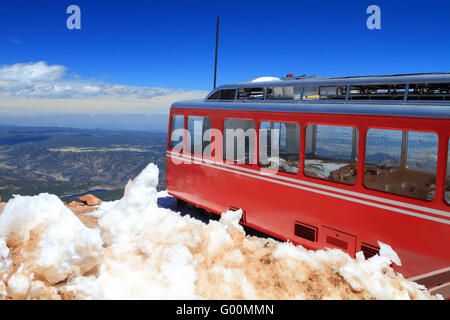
[0,192,103,285]
[378,241,402,266]
[0,162,441,300]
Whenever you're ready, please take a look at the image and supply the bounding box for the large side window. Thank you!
[223,118,255,164]
[446,140,450,204]
[304,125,358,185]
[169,115,184,149]
[407,83,450,101]
[259,121,300,174]
[349,84,406,100]
[364,129,438,201]
[187,116,211,156]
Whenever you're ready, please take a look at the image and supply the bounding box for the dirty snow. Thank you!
[0,163,442,300]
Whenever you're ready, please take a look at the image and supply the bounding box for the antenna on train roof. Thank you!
[213,16,219,89]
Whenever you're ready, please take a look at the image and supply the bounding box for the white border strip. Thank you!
[167,151,450,225]
[407,266,450,282]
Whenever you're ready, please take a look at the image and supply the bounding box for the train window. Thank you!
[259,121,300,174]
[187,116,211,156]
[446,140,450,204]
[207,90,220,100]
[223,118,256,164]
[319,86,347,100]
[364,129,438,201]
[266,86,301,100]
[304,125,358,185]
[303,86,320,100]
[303,86,347,100]
[407,83,450,101]
[169,115,184,150]
[206,89,236,101]
[349,84,406,100]
[219,89,236,100]
[237,88,264,100]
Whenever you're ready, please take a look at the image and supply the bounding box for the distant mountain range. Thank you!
[0,113,170,132]
[0,126,168,202]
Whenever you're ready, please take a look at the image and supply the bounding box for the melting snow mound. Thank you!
[0,163,442,300]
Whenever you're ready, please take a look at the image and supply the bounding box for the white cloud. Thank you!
[0,61,67,82]
[0,61,208,113]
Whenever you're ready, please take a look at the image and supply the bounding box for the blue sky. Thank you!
[0,0,449,115]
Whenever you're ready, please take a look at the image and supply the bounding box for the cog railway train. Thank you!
[166,73,450,297]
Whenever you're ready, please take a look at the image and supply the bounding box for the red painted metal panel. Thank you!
[166,106,450,282]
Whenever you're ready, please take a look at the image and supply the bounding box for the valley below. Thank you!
[0,126,167,202]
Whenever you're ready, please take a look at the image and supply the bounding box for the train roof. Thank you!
[222,72,450,88]
[172,99,450,119]
[171,73,450,119]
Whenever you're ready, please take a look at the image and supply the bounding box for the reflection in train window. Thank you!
[259,121,300,173]
[237,88,264,100]
[364,129,438,201]
[187,116,211,156]
[304,125,358,185]
[169,115,184,150]
[223,118,256,164]
[266,86,301,100]
[349,84,406,100]
[446,140,450,204]
[407,83,450,101]
[302,86,347,100]
[206,89,237,101]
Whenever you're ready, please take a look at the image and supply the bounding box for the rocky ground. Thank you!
[0,194,99,229]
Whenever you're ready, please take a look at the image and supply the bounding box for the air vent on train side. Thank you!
[294,221,317,242]
[360,243,380,259]
[326,236,348,250]
[320,226,357,256]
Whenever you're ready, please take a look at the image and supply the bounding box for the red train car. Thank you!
[166,73,450,296]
